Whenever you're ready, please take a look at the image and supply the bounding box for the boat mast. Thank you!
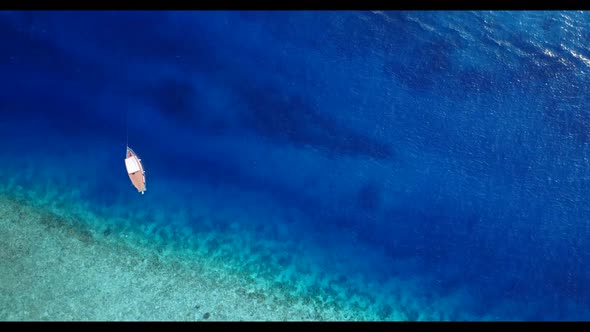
[125,107,129,149]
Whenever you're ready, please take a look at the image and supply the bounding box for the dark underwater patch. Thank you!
[132,74,234,137]
[455,69,499,94]
[383,37,453,93]
[541,16,559,32]
[237,85,394,160]
[325,13,393,59]
[138,75,197,124]
[356,182,381,212]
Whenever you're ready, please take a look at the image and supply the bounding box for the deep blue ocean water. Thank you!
[1,10,590,320]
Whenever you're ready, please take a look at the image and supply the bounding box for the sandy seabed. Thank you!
[0,194,352,321]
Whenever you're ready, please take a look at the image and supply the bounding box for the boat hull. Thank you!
[125,147,146,194]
